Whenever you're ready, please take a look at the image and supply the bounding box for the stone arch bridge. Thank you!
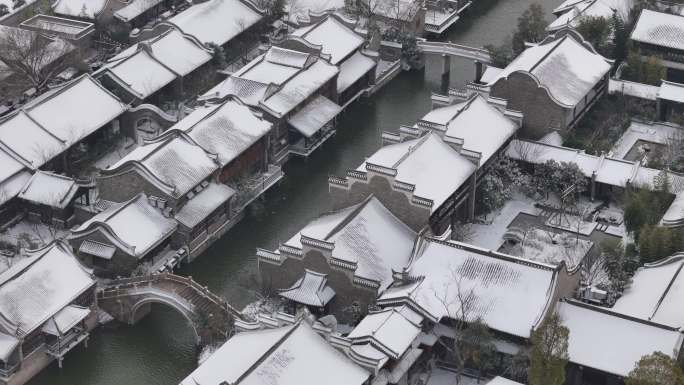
[98,273,244,346]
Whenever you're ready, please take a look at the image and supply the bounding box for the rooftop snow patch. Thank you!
[0,242,94,336]
[96,29,212,99]
[658,80,684,103]
[378,239,557,338]
[167,98,272,167]
[115,0,164,22]
[174,183,235,228]
[358,133,477,213]
[52,0,107,19]
[107,134,219,198]
[292,16,364,65]
[430,95,518,165]
[278,270,335,307]
[506,139,684,193]
[0,75,126,170]
[558,300,684,377]
[287,95,342,138]
[337,51,376,93]
[347,307,422,358]
[612,255,684,327]
[168,0,262,46]
[260,58,339,117]
[18,171,78,209]
[179,322,369,385]
[631,9,684,51]
[283,0,345,25]
[284,197,416,290]
[548,0,633,31]
[71,194,177,257]
[491,34,611,106]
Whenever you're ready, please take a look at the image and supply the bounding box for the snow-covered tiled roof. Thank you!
[491,33,611,107]
[0,242,94,336]
[18,171,78,209]
[379,239,557,338]
[0,169,31,207]
[292,16,364,65]
[78,239,116,259]
[106,134,219,198]
[167,98,272,167]
[631,9,684,51]
[284,197,416,290]
[114,0,164,22]
[174,183,235,228]
[0,75,126,170]
[348,307,422,358]
[260,58,339,117]
[507,139,684,192]
[71,194,177,257]
[52,0,108,19]
[278,270,336,307]
[41,304,90,336]
[287,95,342,137]
[168,0,263,46]
[558,300,684,377]
[96,29,212,100]
[548,0,633,31]
[200,76,274,106]
[612,255,684,327]
[433,95,518,165]
[337,51,376,93]
[359,133,477,213]
[179,322,369,385]
[283,0,345,25]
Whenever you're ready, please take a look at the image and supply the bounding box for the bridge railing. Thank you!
[99,273,243,319]
[417,41,492,63]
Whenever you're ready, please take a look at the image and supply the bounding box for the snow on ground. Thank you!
[546,213,597,236]
[241,297,283,320]
[505,228,593,269]
[470,193,539,250]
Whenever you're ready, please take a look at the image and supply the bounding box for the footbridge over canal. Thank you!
[98,273,244,346]
[417,40,493,93]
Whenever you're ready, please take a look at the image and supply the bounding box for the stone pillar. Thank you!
[441,54,451,95]
[590,172,597,201]
[475,61,484,83]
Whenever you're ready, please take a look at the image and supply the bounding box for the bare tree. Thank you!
[0,26,78,96]
[665,129,684,172]
[430,273,495,383]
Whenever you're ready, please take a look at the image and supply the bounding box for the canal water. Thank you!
[30,2,555,384]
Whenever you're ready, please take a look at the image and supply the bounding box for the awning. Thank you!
[0,332,19,362]
[278,270,335,307]
[337,51,376,93]
[174,183,235,228]
[42,305,90,336]
[287,95,342,138]
[79,240,116,260]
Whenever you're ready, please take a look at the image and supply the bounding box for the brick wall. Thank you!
[330,175,431,232]
[259,249,378,323]
[96,170,173,206]
[490,71,569,139]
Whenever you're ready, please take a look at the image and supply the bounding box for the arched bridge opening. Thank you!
[98,273,244,347]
